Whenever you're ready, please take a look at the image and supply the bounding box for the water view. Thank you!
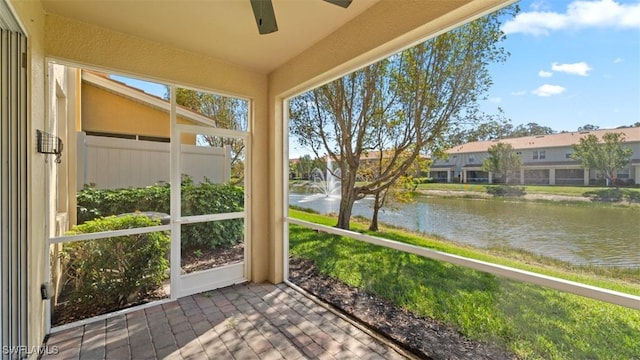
[289,193,640,268]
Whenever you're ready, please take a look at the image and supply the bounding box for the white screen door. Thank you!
[169,86,251,298]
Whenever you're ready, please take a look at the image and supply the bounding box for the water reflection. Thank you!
[289,193,640,268]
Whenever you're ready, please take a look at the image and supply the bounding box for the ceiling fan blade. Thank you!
[323,0,353,8]
[250,0,278,34]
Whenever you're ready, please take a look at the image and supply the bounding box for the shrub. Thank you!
[180,176,244,249]
[60,215,170,309]
[486,185,526,197]
[625,190,640,203]
[583,188,625,202]
[583,188,640,203]
[77,176,244,250]
[77,182,170,224]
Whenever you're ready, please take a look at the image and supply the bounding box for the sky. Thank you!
[113,0,640,142]
[481,0,640,132]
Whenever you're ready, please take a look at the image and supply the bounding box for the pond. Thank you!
[289,193,640,268]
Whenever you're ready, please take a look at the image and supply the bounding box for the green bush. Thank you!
[77,176,244,249]
[626,190,640,203]
[583,188,640,203]
[180,176,244,250]
[486,185,526,197]
[77,182,170,223]
[61,215,170,309]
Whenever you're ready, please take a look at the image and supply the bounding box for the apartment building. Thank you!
[430,127,640,185]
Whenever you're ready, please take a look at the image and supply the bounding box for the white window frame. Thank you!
[533,150,546,160]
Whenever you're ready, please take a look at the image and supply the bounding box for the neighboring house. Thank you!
[79,70,232,190]
[429,127,640,185]
[48,67,232,233]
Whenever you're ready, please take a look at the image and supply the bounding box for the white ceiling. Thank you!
[41,0,380,74]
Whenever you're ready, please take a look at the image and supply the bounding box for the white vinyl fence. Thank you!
[77,132,230,190]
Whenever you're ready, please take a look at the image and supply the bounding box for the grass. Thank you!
[416,182,640,198]
[288,209,640,359]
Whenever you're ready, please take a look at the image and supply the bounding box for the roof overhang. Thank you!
[41,0,514,81]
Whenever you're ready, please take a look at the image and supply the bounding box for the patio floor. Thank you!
[42,283,411,359]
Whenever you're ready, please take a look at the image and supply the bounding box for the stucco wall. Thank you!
[81,82,197,144]
[82,82,171,138]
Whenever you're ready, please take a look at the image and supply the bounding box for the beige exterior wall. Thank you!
[528,146,571,163]
[82,82,170,138]
[81,81,197,144]
[432,141,640,185]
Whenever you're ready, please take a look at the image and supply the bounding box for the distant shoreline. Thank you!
[417,188,590,202]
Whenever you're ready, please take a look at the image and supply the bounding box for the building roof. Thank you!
[290,150,429,163]
[447,127,640,154]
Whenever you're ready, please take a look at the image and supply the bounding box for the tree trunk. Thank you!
[336,191,355,229]
[336,172,358,230]
[369,192,381,232]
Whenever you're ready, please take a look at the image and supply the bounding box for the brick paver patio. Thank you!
[43,283,411,359]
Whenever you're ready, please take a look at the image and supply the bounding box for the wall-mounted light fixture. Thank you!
[36,129,63,163]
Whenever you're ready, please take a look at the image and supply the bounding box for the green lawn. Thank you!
[416,182,629,196]
[288,209,640,359]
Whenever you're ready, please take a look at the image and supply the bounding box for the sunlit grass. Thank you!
[288,209,640,359]
[416,182,640,198]
[291,209,640,293]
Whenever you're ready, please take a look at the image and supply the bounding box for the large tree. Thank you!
[173,88,247,184]
[482,142,521,185]
[290,6,516,230]
[358,149,425,231]
[447,110,514,145]
[509,122,555,138]
[578,124,599,132]
[291,155,324,180]
[571,132,633,186]
[290,62,397,229]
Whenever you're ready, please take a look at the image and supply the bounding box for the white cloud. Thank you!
[551,62,592,76]
[511,90,527,96]
[613,57,624,63]
[502,0,640,35]
[538,70,553,77]
[532,84,567,96]
[530,1,552,12]
[489,97,502,103]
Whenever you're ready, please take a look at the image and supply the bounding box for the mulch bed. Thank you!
[181,243,244,273]
[288,256,518,360]
[51,287,168,326]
